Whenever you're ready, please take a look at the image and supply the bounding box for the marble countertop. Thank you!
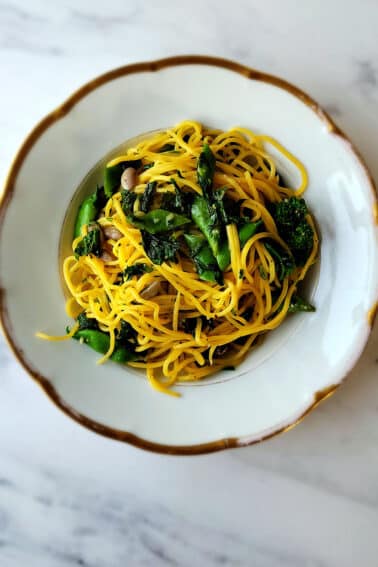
[1,1,378,565]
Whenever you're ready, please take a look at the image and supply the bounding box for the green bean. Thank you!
[74,193,99,238]
[128,209,191,234]
[191,196,230,271]
[73,329,137,362]
[184,234,222,284]
[197,144,216,198]
[238,220,263,248]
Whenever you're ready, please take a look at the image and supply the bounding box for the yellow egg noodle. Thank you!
[37,120,318,396]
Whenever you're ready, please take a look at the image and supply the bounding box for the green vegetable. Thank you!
[128,209,190,234]
[72,329,137,362]
[191,196,230,271]
[141,230,180,265]
[197,143,216,198]
[116,319,138,343]
[158,143,175,152]
[161,179,193,216]
[74,186,106,238]
[258,265,268,280]
[287,222,314,265]
[121,190,137,216]
[139,181,156,213]
[123,263,152,280]
[213,188,242,224]
[74,227,102,259]
[271,196,314,265]
[142,162,154,171]
[184,234,223,284]
[77,312,99,330]
[183,316,215,335]
[264,241,295,281]
[273,196,308,229]
[288,295,315,313]
[238,220,263,247]
[104,159,142,198]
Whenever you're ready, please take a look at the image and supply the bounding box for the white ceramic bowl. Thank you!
[1,56,377,454]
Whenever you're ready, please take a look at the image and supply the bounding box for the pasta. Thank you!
[37,120,319,396]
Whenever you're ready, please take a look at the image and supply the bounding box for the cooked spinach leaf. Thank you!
[74,227,102,259]
[141,231,180,265]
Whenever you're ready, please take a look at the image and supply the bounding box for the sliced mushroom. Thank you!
[140,280,161,300]
[100,250,115,262]
[159,281,169,294]
[103,225,123,241]
[121,167,137,191]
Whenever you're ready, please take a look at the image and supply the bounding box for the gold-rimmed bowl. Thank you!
[1,55,377,454]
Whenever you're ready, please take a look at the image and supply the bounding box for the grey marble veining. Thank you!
[1,0,378,565]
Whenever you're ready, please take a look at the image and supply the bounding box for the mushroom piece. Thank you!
[121,167,137,191]
[140,280,161,300]
[100,250,115,262]
[103,225,123,241]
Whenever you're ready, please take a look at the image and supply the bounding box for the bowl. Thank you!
[1,55,377,454]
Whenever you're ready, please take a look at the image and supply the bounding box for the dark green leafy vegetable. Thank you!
[264,241,295,281]
[139,181,156,213]
[271,197,314,265]
[213,188,242,224]
[104,159,142,198]
[197,143,216,198]
[74,227,102,259]
[142,162,154,171]
[160,179,193,216]
[114,320,139,355]
[288,295,315,313]
[141,230,180,265]
[116,320,138,343]
[183,316,215,335]
[238,220,263,247]
[72,329,137,362]
[184,234,223,284]
[128,209,191,234]
[74,186,106,238]
[121,190,137,215]
[77,312,99,331]
[123,263,152,280]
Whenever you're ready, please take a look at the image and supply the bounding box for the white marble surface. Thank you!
[1,0,378,565]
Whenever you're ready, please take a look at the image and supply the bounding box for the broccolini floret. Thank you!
[271,197,314,265]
